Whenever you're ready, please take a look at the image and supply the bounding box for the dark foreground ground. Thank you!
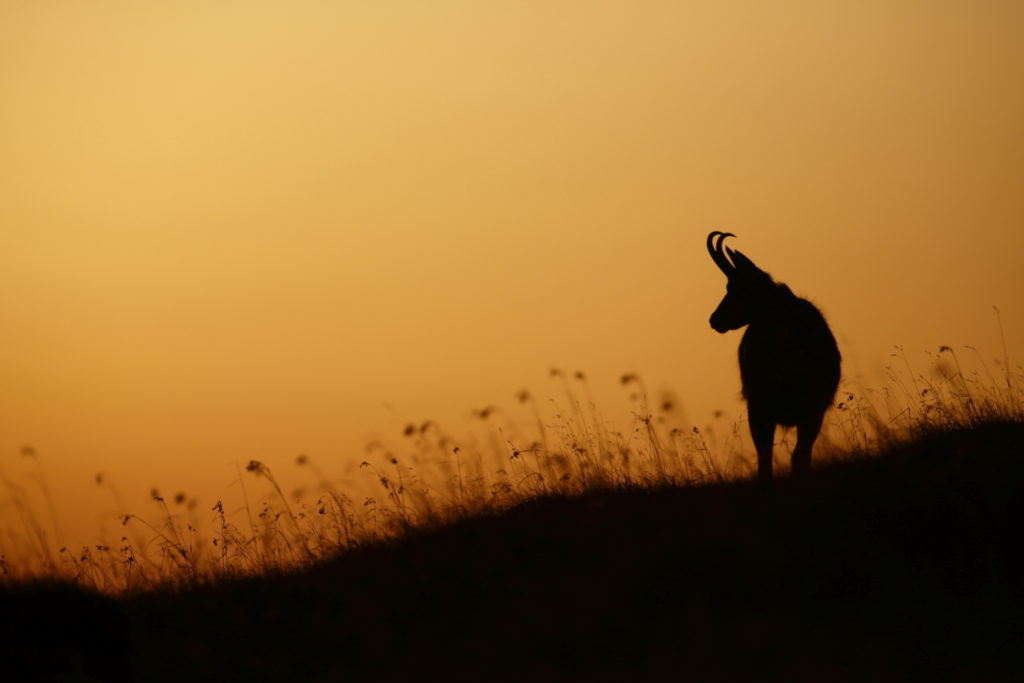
[3,421,1023,682]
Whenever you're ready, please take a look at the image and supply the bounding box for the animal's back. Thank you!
[738,296,840,426]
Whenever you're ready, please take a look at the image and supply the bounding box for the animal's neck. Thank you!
[746,282,793,325]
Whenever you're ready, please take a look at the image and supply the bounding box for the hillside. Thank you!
[3,420,1023,682]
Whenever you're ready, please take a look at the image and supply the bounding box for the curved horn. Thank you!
[706,231,737,276]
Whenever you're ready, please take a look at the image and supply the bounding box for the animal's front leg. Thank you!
[791,412,825,478]
[748,409,775,481]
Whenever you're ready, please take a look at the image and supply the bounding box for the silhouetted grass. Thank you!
[1,344,1022,680]
[0,366,751,590]
[2,417,1022,682]
[2,344,1022,589]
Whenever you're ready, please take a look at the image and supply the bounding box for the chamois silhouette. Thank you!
[707,231,841,480]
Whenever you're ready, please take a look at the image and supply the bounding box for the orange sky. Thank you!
[2,1,1023,554]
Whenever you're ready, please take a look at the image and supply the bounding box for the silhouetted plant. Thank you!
[1,341,1020,591]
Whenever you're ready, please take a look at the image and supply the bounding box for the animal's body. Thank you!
[707,232,840,480]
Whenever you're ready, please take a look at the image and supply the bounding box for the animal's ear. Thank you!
[725,248,764,276]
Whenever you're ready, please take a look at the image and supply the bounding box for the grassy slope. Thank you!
[3,420,1023,682]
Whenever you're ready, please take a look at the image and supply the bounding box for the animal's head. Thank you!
[706,231,775,333]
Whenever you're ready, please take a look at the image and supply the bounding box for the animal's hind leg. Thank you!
[792,412,825,478]
[748,409,775,482]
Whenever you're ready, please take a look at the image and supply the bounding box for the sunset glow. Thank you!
[2,1,1023,560]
